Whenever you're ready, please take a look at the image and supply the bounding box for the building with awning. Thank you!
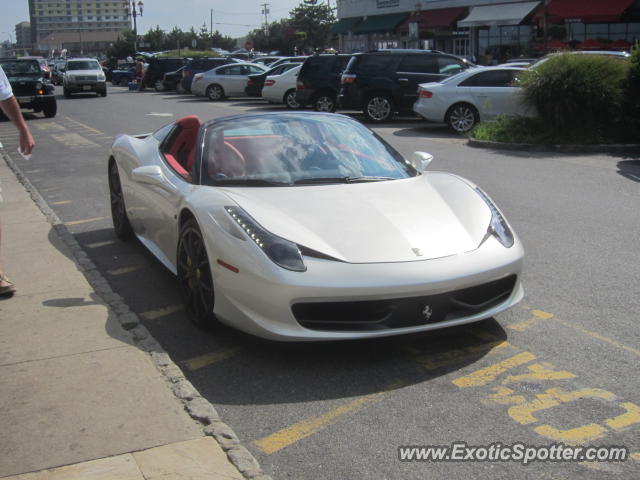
[332,0,640,60]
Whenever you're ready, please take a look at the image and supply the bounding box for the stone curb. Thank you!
[1,149,272,480]
[468,138,640,154]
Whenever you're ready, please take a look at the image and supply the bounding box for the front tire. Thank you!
[177,219,217,329]
[108,161,133,240]
[42,101,57,118]
[446,103,479,133]
[284,89,300,109]
[364,93,394,123]
[206,84,224,101]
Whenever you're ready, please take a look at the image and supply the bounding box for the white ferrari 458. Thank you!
[108,112,524,341]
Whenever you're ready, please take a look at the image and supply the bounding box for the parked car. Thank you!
[191,63,267,100]
[107,111,524,339]
[261,64,302,108]
[179,57,238,93]
[251,56,285,66]
[339,49,473,122]
[268,56,306,70]
[529,50,631,69]
[413,66,529,133]
[50,63,64,85]
[110,63,135,86]
[245,62,300,97]
[141,57,186,90]
[295,54,352,112]
[0,57,57,117]
[63,57,107,98]
[160,66,185,91]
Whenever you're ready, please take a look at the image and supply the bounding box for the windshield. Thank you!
[66,60,101,71]
[201,114,417,186]
[0,60,41,76]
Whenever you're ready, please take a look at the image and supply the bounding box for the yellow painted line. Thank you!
[452,352,536,388]
[140,304,184,320]
[182,348,240,371]
[34,123,67,132]
[502,362,576,384]
[50,200,73,205]
[62,115,104,135]
[508,310,554,332]
[553,317,640,358]
[106,266,142,276]
[631,452,640,463]
[408,339,512,371]
[255,382,404,455]
[65,216,105,226]
[51,132,99,148]
[85,240,117,249]
[605,402,640,431]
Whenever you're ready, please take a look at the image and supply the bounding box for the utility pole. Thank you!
[210,9,213,37]
[261,3,270,37]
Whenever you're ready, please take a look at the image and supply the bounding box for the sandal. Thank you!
[0,274,16,297]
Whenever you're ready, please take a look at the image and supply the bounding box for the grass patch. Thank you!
[471,116,637,145]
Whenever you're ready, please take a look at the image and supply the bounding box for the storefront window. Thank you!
[586,24,608,37]
[567,22,585,41]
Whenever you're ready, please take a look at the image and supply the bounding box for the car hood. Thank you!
[219,173,492,263]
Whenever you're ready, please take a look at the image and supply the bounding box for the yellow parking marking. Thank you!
[452,352,536,388]
[85,240,117,249]
[51,132,99,148]
[502,362,576,384]
[182,348,240,371]
[34,123,67,132]
[631,452,640,462]
[65,216,105,226]
[255,382,403,455]
[140,304,184,320]
[508,309,554,332]
[62,115,104,135]
[605,402,640,431]
[51,200,73,205]
[408,338,512,370]
[553,317,640,358]
[106,266,142,276]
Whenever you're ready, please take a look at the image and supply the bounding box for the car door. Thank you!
[215,64,243,95]
[460,69,522,119]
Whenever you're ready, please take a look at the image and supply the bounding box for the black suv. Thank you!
[141,57,187,90]
[339,50,472,122]
[295,54,352,112]
[0,57,56,118]
[179,57,236,93]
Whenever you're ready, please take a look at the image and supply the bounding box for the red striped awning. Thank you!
[547,0,635,24]
[398,8,467,33]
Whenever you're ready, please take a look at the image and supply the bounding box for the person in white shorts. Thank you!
[0,64,35,296]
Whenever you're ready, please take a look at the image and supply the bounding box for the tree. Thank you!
[247,18,294,54]
[106,30,136,58]
[143,25,166,51]
[289,2,336,51]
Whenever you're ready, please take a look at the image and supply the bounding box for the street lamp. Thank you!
[123,0,144,54]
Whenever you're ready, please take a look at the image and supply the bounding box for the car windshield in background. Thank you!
[0,60,41,75]
[66,61,101,70]
[202,114,417,186]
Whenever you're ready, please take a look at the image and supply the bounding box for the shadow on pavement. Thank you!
[616,159,640,183]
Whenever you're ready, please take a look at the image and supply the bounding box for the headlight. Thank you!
[98,73,105,81]
[225,206,306,272]
[475,188,514,248]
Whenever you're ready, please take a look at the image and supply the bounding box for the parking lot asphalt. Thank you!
[1,84,639,480]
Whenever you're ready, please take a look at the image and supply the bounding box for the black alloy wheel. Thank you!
[108,161,133,240]
[177,218,217,328]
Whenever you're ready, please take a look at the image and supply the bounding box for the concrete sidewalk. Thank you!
[0,153,264,479]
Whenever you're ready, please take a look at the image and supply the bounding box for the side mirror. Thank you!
[411,151,434,172]
[132,165,165,185]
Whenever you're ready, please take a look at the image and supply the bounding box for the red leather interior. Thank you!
[164,115,201,179]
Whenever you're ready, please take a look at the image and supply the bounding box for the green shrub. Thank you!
[517,54,630,137]
[623,46,640,135]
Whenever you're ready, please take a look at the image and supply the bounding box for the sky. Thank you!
[1,0,315,43]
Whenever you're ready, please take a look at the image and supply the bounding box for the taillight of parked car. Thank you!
[341,73,356,85]
[419,89,433,99]
[182,70,189,78]
[296,80,304,90]
[264,79,275,87]
[247,79,253,85]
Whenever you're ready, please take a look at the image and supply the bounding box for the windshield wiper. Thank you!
[293,176,396,185]
[214,178,290,186]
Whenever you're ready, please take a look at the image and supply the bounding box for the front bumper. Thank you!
[15,94,55,109]
[66,81,107,93]
[207,228,524,341]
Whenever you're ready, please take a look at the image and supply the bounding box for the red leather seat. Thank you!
[165,115,201,178]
